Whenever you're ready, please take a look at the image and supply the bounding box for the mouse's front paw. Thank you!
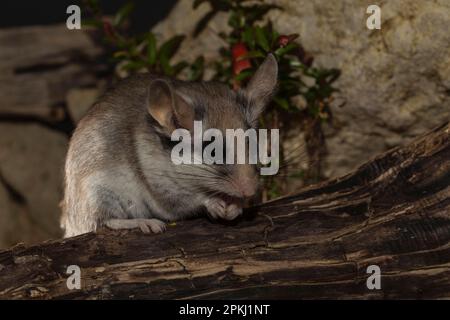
[204,198,226,219]
[136,218,166,234]
[204,198,242,221]
[224,203,243,221]
[105,218,166,234]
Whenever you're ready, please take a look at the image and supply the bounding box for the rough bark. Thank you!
[0,122,449,300]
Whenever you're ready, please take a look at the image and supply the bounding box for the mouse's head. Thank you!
[147,54,278,201]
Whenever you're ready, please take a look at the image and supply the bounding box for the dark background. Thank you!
[0,0,177,32]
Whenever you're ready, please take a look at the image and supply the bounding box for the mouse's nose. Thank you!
[233,164,259,198]
[236,174,258,198]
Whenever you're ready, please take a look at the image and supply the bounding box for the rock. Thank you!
[67,88,99,124]
[0,124,67,248]
[0,24,103,248]
[153,0,450,178]
[0,24,102,120]
[0,183,25,247]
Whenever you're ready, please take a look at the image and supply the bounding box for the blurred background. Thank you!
[0,0,449,249]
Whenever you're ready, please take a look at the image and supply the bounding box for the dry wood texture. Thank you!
[0,122,449,299]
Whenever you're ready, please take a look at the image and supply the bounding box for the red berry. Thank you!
[231,42,251,76]
[102,19,116,39]
[277,35,289,47]
[232,42,248,59]
[233,59,251,76]
[278,34,299,48]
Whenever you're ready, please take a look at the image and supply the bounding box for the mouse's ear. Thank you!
[244,54,278,125]
[147,79,195,133]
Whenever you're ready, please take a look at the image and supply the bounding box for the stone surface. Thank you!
[0,124,67,248]
[0,24,102,248]
[67,88,99,123]
[0,24,101,120]
[153,0,450,178]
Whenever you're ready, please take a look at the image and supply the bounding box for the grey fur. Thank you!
[61,54,278,237]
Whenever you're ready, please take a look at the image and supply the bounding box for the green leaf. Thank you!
[270,26,279,48]
[113,2,134,26]
[113,51,128,59]
[158,35,185,60]
[172,61,189,76]
[273,96,290,110]
[325,68,341,83]
[304,87,318,104]
[228,11,241,29]
[159,55,173,76]
[188,56,205,81]
[242,27,255,49]
[234,70,253,82]
[280,78,304,91]
[274,42,298,56]
[146,33,157,66]
[289,59,302,68]
[254,26,270,52]
[122,60,146,72]
[308,67,322,78]
[318,85,333,98]
[238,50,265,60]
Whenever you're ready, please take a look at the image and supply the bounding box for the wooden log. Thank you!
[0,122,449,299]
